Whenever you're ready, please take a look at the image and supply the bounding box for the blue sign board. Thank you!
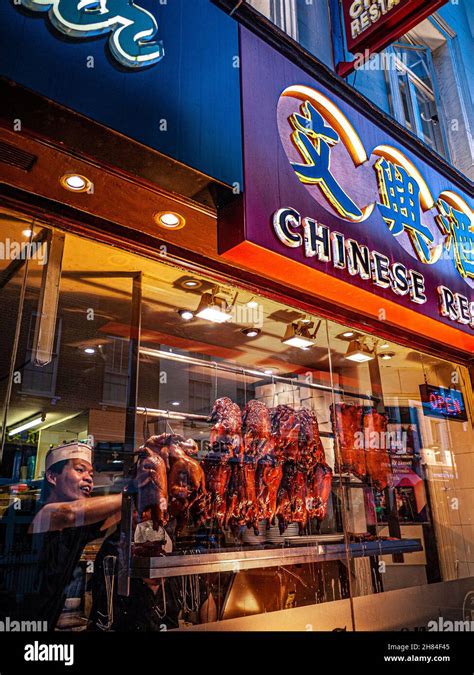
[0,0,242,186]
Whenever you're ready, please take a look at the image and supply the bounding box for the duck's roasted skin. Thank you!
[203,459,231,530]
[143,433,194,470]
[271,405,300,462]
[330,403,366,480]
[363,409,392,491]
[306,456,333,521]
[296,408,323,472]
[226,461,260,534]
[242,400,272,459]
[136,446,168,530]
[168,454,207,533]
[276,462,308,534]
[256,454,283,524]
[141,434,206,530]
[208,397,243,460]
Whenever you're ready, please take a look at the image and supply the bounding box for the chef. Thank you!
[0,441,122,630]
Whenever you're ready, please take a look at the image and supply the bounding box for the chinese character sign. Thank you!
[283,85,472,281]
[290,101,363,221]
[436,198,474,280]
[375,157,438,264]
[21,0,164,69]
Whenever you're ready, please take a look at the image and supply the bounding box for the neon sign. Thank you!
[21,0,164,69]
[419,384,467,421]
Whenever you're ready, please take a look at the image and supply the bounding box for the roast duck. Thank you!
[363,409,393,491]
[204,397,242,530]
[134,398,334,539]
[135,445,169,530]
[330,403,392,490]
[272,406,333,533]
[137,434,206,534]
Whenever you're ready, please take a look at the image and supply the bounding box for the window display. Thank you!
[1,211,473,631]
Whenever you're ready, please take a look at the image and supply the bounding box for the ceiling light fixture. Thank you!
[342,331,355,338]
[344,339,375,363]
[247,300,258,309]
[241,327,261,338]
[195,290,232,324]
[379,351,395,360]
[154,211,186,230]
[22,229,33,237]
[84,347,96,355]
[264,369,274,376]
[8,414,46,437]
[60,173,92,193]
[380,343,390,349]
[182,279,201,288]
[170,401,181,407]
[177,309,194,321]
[282,319,320,350]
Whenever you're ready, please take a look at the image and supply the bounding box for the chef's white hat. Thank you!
[45,441,93,471]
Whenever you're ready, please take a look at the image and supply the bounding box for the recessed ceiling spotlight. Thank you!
[182,279,201,289]
[241,327,261,338]
[178,309,194,321]
[336,330,362,341]
[170,401,181,406]
[84,347,96,355]
[60,174,92,193]
[380,343,390,349]
[379,351,395,360]
[22,229,33,237]
[154,211,186,230]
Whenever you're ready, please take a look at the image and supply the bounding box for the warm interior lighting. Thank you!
[178,309,194,321]
[379,351,395,360]
[282,320,320,350]
[182,279,200,288]
[8,415,45,437]
[60,174,92,193]
[195,292,231,323]
[155,211,186,230]
[22,229,33,237]
[344,339,375,362]
[242,327,260,337]
[342,331,355,338]
[84,347,96,354]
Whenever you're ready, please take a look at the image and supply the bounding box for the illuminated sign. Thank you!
[419,385,467,421]
[220,28,474,351]
[341,0,448,55]
[21,0,164,69]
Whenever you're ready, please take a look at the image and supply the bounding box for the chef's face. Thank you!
[47,458,94,501]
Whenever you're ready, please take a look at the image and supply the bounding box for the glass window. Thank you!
[1,213,473,631]
[387,43,448,157]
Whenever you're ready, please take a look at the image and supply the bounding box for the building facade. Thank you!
[0,0,473,632]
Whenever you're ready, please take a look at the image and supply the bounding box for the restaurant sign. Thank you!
[341,0,448,54]
[20,0,164,69]
[220,28,473,352]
